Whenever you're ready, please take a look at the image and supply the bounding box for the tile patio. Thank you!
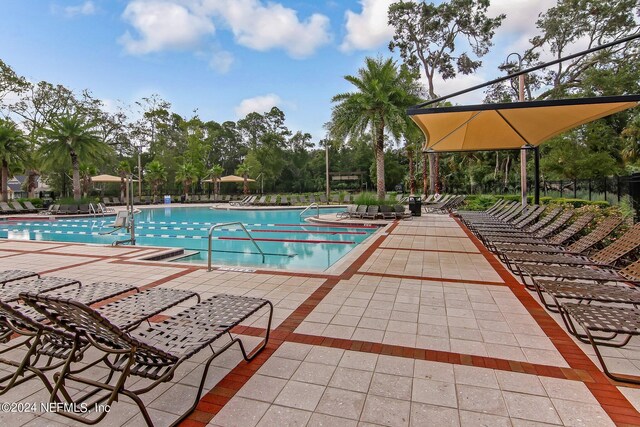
[0,212,638,426]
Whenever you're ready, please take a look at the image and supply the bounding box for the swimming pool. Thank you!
[0,207,378,271]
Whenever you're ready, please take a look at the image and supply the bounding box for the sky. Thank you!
[1,0,558,144]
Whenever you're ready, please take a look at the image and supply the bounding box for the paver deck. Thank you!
[0,212,638,426]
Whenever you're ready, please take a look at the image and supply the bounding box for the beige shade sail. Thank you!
[91,174,138,183]
[203,174,255,183]
[408,95,640,152]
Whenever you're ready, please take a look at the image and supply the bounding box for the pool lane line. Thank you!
[218,236,355,245]
[248,229,367,235]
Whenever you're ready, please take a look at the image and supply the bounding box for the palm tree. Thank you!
[0,119,28,202]
[175,162,197,198]
[79,164,97,198]
[236,162,250,195]
[208,164,224,197]
[41,115,108,201]
[117,161,131,202]
[329,56,422,200]
[146,160,167,203]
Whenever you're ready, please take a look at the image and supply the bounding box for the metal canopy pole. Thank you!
[507,52,528,207]
[534,146,540,204]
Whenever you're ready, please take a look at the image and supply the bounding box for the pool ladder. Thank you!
[208,222,265,271]
[299,203,320,219]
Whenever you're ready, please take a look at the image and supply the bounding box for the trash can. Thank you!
[408,196,422,217]
[164,195,171,205]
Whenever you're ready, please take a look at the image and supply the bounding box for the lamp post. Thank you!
[325,139,330,199]
[507,52,527,206]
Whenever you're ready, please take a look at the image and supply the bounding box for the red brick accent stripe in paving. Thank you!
[39,257,107,275]
[453,215,640,425]
[358,271,508,287]
[390,233,471,238]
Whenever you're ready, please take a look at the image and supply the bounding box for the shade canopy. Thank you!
[91,174,138,183]
[408,95,640,153]
[203,174,255,183]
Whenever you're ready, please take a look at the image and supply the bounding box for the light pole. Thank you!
[507,52,527,206]
[255,173,264,194]
[325,139,330,199]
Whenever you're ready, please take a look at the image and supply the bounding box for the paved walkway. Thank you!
[0,214,639,426]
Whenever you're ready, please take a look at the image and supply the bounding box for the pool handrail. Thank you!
[208,222,265,271]
[300,203,320,219]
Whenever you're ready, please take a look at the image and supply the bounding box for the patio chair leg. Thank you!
[584,327,640,384]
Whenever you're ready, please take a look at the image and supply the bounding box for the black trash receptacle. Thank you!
[408,196,422,217]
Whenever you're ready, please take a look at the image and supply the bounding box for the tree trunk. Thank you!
[375,120,386,200]
[428,153,439,194]
[71,153,81,201]
[243,176,248,195]
[1,161,8,202]
[422,153,428,195]
[408,153,416,194]
[120,176,125,202]
[27,170,37,198]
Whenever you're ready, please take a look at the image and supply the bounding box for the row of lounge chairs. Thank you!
[0,200,41,214]
[458,200,640,383]
[337,204,411,220]
[423,194,467,213]
[104,193,358,206]
[0,269,272,425]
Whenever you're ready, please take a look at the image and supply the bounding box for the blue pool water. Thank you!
[0,207,377,271]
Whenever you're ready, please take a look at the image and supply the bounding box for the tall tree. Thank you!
[117,161,131,202]
[0,119,28,202]
[236,162,251,195]
[389,0,504,194]
[208,164,224,197]
[41,115,109,201]
[175,162,197,198]
[145,160,167,203]
[329,56,421,199]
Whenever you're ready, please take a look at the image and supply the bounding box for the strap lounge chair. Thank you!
[11,201,31,213]
[23,293,272,426]
[331,194,340,204]
[280,195,289,206]
[362,205,379,219]
[0,202,15,214]
[354,205,367,218]
[343,194,351,203]
[1,284,196,396]
[337,205,356,219]
[23,201,42,212]
[394,205,412,220]
[379,205,396,220]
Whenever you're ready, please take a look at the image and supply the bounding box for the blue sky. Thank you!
[2,0,556,144]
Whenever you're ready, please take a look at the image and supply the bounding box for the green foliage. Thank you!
[329,56,422,199]
[353,192,393,206]
[56,197,98,205]
[617,195,636,219]
[552,198,610,208]
[17,198,42,208]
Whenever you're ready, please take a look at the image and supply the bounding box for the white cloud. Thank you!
[64,1,97,17]
[203,0,331,58]
[234,93,281,117]
[119,0,331,58]
[119,1,215,54]
[209,50,234,74]
[431,73,487,105]
[340,0,395,52]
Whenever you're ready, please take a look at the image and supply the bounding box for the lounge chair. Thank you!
[289,195,299,205]
[77,204,90,214]
[0,270,40,285]
[492,213,595,255]
[23,201,42,212]
[379,205,396,220]
[362,205,379,219]
[103,197,113,206]
[23,293,272,426]
[11,201,32,213]
[255,195,267,206]
[343,194,352,203]
[2,283,196,395]
[516,222,640,289]
[337,205,356,219]
[560,303,640,384]
[39,204,60,215]
[319,195,327,204]
[299,195,308,204]
[331,194,340,204]
[57,205,70,215]
[394,205,412,220]
[280,195,289,206]
[354,205,367,218]
[309,194,316,204]
[0,202,15,214]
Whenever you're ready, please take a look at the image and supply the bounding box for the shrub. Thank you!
[353,192,392,206]
[56,197,99,205]
[17,198,43,208]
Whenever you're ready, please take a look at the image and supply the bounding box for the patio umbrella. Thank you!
[91,174,138,183]
[203,175,255,183]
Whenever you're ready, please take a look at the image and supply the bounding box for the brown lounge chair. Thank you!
[1,282,197,396]
[379,205,396,220]
[516,221,640,289]
[23,293,272,426]
[362,205,379,219]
